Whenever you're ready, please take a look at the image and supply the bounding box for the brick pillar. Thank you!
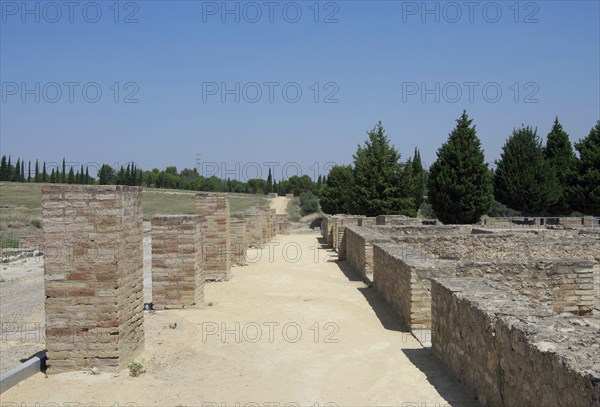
[230,215,247,265]
[243,211,264,247]
[195,193,230,281]
[42,185,144,373]
[151,215,203,309]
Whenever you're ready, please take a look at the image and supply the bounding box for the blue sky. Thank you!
[1,0,599,181]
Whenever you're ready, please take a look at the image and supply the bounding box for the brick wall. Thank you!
[344,226,391,281]
[42,185,144,373]
[432,277,600,407]
[151,215,203,309]
[335,217,364,260]
[276,214,290,235]
[372,242,454,329]
[244,211,264,247]
[195,193,230,281]
[230,215,247,265]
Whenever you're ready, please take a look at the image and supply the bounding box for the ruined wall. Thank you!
[376,224,472,237]
[390,233,600,262]
[456,259,596,315]
[244,211,264,247]
[334,216,365,260]
[322,216,330,243]
[481,215,598,229]
[276,214,289,235]
[195,193,230,281]
[151,215,203,309]
[345,226,392,281]
[432,277,600,407]
[357,217,377,227]
[230,215,247,266]
[372,243,454,329]
[42,185,144,373]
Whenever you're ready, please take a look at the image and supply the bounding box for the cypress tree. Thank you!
[20,161,25,181]
[428,111,493,224]
[572,121,600,215]
[266,168,273,193]
[42,162,48,182]
[85,167,90,184]
[353,121,415,216]
[28,161,31,182]
[50,169,56,183]
[34,159,40,182]
[494,126,559,215]
[544,117,576,215]
[14,159,21,182]
[411,148,426,213]
[0,156,7,181]
[68,167,75,184]
[79,165,85,184]
[7,156,12,181]
[62,158,66,183]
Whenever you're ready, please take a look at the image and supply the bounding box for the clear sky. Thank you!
[1,0,599,181]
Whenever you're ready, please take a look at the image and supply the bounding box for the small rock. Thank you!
[90,367,100,375]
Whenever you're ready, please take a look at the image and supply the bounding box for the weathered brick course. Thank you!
[195,193,230,281]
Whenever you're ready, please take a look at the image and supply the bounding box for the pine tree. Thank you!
[494,126,559,215]
[572,121,600,215]
[353,122,415,216]
[428,111,493,224]
[320,165,355,214]
[42,162,48,182]
[68,167,75,184]
[545,117,576,215]
[34,159,40,182]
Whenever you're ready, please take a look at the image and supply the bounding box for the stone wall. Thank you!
[357,217,377,227]
[390,233,600,262]
[42,185,144,373]
[432,277,600,407]
[481,215,599,229]
[372,242,454,329]
[276,214,289,235]
[456,259,596,315]
[344,226,391,281]
[151,215,203,309]
[335,217,364,261]
[195,193,230,281]
[230,215,247,266]
[244,211,264,247]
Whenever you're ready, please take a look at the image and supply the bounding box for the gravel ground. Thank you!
[0,256,46,373]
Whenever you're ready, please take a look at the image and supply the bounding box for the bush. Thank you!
[128,361,145,377]
[299,192,320,216]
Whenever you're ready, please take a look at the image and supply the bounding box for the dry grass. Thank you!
[0,183,268,245]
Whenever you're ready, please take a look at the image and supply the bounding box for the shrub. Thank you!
[299,192,320,216]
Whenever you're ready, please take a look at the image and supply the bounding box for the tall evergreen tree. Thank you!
[494,126,559,215]
[42,162,48,182]
[544,117,576,215]
[320,165,355,214]
[20,161,25,181]
[68,167,75,184]
[27,161,31,182]
[428,111,493,224]
[50,169,56,183]
[14,159,21,182]
[0,156,7,181]
[410,148,426,213]
[7,156,12,181]
[61,158,66,183]
[571,121,600,215]
[353,122,415,216]
[266,168,273,193]
[34,159,40,182]
[85,167,90,184]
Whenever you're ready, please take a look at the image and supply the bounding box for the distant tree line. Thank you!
[0,157,322,196]
[321,114,600,221]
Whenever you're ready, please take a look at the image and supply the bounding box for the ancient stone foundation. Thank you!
[230,215,247,265]
[151,215,203,309]
[244,210,264,247]
[195,193,231,281]
[344,226,391,281]
[432,277,600,407]
[42,185,144,373]
[276,214,290,235]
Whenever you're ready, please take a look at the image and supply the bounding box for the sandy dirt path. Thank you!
[2,233,475,406]
[269,196,291,215]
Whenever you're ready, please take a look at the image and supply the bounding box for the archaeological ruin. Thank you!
[323,213,600,404]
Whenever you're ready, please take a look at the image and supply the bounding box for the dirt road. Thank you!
[269,196,291,215]
[2,233,475,406]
